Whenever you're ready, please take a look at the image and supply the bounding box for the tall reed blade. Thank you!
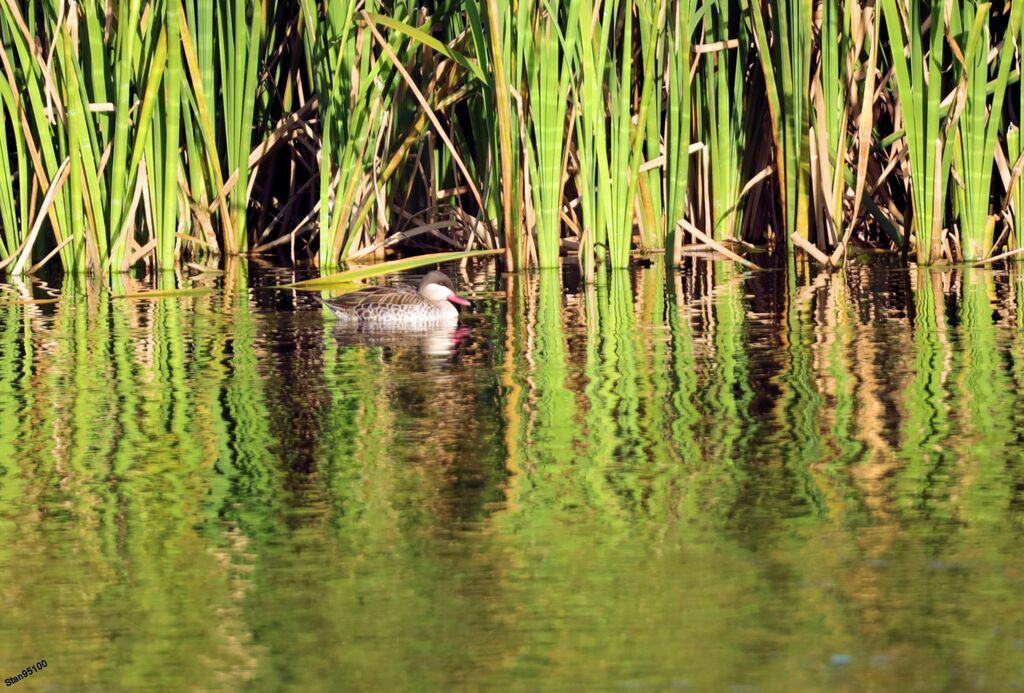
[879,0,948,264]
[526,0,579,268]
[158,0,184,269]
[745,0,812,251]
[953,0,1022,260]
[693,0,744,244]
[485,0,525,270]
[665,0,697,263]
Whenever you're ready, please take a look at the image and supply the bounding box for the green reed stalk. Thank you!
[449,3,504,244]
[526,1,579,268]
[61,25,86,272]
[609,3,658,268]
[158,0,184,268]
[222,0,264,253]
[301,0,356,266]
[745,0,812,249]
[300,0,409,268]
[953,0,1021,260]
[879,0,948,264]
[1,1,72,269]
[107,0,143,262]
[809,0,850,252]
[576,0,658,272]
[664,0,697,262]
[140,22,169,270]
[574,0,613,280]
[636,0,664,250]
[0,76,20,261]
[1012,108,1024,250]
[0,38,31,265]
[694,0,744,242]
[68,5,115,268]
[484,0,525,269]
[181,0,231,254]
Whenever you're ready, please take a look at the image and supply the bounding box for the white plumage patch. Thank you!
[421,282,453,303]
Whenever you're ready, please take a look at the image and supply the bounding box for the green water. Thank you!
[2,260,1024,691]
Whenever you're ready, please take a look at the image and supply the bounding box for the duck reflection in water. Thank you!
[328,323,472,359]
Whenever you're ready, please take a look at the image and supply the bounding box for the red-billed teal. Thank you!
[316,271,471,326]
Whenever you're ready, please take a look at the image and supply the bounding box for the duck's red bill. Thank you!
[448,294,471,306]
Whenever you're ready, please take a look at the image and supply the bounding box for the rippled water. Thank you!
[2,259,1024,690]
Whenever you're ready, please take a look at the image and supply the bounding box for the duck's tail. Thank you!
[313,296,339,316]
[313,296,354,321]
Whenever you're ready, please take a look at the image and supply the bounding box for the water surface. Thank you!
[2,260,1024,690]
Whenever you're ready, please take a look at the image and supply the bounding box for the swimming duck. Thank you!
[316,270,471,325]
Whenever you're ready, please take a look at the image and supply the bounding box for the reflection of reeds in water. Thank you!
[777,265,1024,532]
[674,263,753,527]
[501,273,529,506]
[703,262,754,469]
[532,269,579,473]
[665,269,700,471]
[957,269,1013,522]
[636,260,689,519]
[496,268,631,524]
[898,268,954,517]
[8,260,1024,687]
[814,272,863,502]
[498,269,590,523]
[584,270,642,512]
[818,270,900,523]
[498,263,753,528]
[772,266,826,514]
[0,269,278,686]
[1011,270,1024,518]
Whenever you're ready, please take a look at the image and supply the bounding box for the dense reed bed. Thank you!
[2,0,1024,277]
